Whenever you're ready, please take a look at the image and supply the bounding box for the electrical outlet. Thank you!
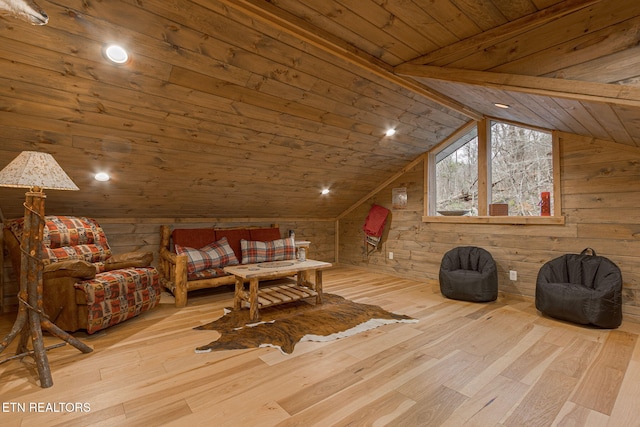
[509,270,517,281]
[388,252,394,260]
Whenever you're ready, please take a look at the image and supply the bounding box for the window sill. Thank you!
[422,215,565,225]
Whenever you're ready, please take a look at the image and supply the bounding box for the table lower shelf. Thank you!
[239,282,318,309]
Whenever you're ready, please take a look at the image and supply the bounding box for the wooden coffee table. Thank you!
[224,259,332,321]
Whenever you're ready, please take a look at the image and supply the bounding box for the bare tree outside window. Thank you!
[490,122,553,216]
[434,121,553,217]
[436,130,478,215]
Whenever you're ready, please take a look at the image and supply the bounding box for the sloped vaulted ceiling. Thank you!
[394,0,640,146]
[0,0,638,219]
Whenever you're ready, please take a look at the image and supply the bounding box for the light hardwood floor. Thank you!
[1,266,639,426]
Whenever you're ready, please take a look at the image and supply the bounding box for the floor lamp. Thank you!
[0,151,93,388]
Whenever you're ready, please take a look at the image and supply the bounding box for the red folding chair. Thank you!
[362,204,390,256]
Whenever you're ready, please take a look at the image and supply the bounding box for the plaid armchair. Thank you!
[4,216,161,334]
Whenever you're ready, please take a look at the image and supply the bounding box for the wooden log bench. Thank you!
[159,224,299,307]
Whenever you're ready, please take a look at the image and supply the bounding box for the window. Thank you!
[490,121,553,216]
[426,119,562,224]
[435,126,478,216]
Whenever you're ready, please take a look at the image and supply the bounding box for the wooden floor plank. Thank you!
[606,359,640,426]
[501,335,560,382]
[441,374,529,426]
[461,323,551,397]
[502,369,578,427]
[553,401,609,426]
[392,385,468,426]
[330,390,416,426]
[570,330,638,415]
[501,336,601,426]
[277,346,440,425]
[0,266,639,426]
[277,369,364,416]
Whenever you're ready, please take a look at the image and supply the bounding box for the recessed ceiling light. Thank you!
[385,129,396,137]
[494,103,510,109]
[321,188,330,195]
[104,45,129,64]
[95,172,110,182]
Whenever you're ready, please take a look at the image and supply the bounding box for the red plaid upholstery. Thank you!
[8,216,112,264]
[44,216,112,264]
[75,267,161,334]
[6,215,160,334]
[241,236,296,264]
[45,216,108,247]
[175,237,239,274]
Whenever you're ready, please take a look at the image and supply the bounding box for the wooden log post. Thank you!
[234,276,243,311]
[158,225,171,277]
[174,255,188,308]
[24,190,52,387]
[249,278,259,321]
[0,189,92,388]
[315,270,323,304]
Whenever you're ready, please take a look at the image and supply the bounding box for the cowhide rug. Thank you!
[194,293,417,354]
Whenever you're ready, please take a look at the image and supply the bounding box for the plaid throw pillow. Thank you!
[175,237,239,274]
[241,236,296,264]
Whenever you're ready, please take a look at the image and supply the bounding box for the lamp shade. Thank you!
[0,151,79,190]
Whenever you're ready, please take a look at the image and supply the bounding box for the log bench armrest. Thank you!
[158,239,189,307]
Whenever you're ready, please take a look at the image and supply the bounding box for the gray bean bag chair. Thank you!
[439,246,498,302]
[535,248,622,328]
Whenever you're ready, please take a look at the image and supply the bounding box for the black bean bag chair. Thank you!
[535,248,622,328]
[439,246,498,302]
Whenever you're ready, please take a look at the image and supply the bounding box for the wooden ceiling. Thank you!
[0,0,638,219]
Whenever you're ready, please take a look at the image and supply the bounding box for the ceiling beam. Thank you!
[395,64,640,108]
[213,0,483,121]
[403,0,603,67]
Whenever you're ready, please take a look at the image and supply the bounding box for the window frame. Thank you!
[423,118,564,225]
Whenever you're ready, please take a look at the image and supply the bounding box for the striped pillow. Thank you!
[175,237,239,274]
[241,236,296,264]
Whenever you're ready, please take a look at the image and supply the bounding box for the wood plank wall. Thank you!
[1,218,335,312]
[339,131,640,322]
[3,129,639,320]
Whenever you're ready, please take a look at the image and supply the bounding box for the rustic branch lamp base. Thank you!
[0,191,92,387]
[0,152,92,388]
